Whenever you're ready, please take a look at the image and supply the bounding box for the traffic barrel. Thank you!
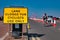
[51,18,53,25]
[53,17,56,28]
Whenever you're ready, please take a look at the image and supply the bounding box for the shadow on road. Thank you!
[44,24,53,27]
[23,33,45,37]
[23,33,45,40]
[28,33,45,37]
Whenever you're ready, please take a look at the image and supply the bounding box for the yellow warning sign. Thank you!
[3,8,28,23]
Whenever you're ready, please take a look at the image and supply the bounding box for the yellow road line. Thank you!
[36,37,41,40]
[31,37,36,40]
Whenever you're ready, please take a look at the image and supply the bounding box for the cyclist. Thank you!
[43,13,48,23]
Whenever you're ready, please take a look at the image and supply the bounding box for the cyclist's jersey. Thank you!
[43,16,48,20]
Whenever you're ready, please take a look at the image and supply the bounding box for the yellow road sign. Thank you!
[3,8,28,23]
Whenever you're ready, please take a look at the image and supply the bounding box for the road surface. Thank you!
[28,19,60,40]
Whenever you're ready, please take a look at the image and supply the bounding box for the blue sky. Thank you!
[0,0,60,17]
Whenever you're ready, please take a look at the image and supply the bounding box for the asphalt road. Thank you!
[28,19,60,40]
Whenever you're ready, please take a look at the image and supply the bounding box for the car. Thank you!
[47,16,53,23]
